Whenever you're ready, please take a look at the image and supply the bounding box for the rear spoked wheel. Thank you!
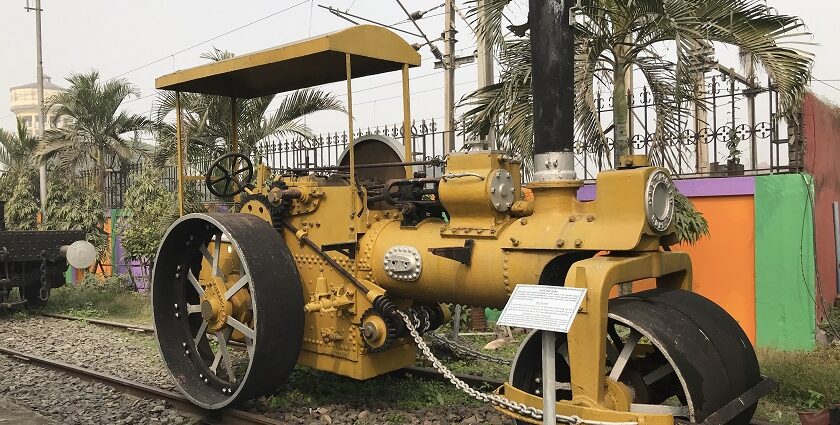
[152,213,303,409]
[510,288,759,425]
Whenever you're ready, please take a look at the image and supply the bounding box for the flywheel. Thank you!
[152,213,303,409]
[509,288,760,425]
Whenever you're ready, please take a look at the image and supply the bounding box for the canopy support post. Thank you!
[175,91,185,217]
[345,53,357,224]
[231,97,239,154]
[402,64,412,178]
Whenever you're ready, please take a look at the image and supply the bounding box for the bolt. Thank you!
[182,342,188,348]
[176,265,182,271]
[520,218,528,225]
[174,273,181,279]
[495,203,502,208]
[509,187,515,192]
[509,237,520,247]
[556,239,565,248]
[568,216,576,222]
[174,312,180,319]
[174,304,179,309]
[204,378,209,384]
[586,215,595,222]
[199,374,204,379]
[574,239,583,248]
[535,377,541,383]
[184,349,190,356]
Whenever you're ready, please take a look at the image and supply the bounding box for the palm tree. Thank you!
[0,117,38,175]
[462,0,813,173]
[153,49,345,166]
[36,71,150,205]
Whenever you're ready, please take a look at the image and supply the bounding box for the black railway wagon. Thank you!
[0,200,87,307]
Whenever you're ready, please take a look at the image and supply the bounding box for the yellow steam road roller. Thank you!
[151,2,771,424]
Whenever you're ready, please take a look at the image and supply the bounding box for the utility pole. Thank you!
[26,0,48,219]
[443,0,456,152]
[476,0,495,148]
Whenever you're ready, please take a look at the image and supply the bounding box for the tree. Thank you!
[152,49,345,166]
[461,0,812,244]
[37,71,150,206]
[463,0,813,171]
[4,170,39,230]
[41,176,108,260]
[119,166,203,280]
[0,118,38,176]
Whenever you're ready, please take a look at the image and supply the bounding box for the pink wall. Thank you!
[803,93,840,321]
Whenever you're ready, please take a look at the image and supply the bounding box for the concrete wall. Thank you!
[580,174,817,349]
[754,174,816,350]
[803,93,840,322]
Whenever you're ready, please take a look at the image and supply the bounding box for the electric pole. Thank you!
[443,0,456,152]
[26,0,48,219]
[476,0,495,148]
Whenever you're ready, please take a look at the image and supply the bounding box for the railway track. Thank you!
[0,344,286,425]
[37,312,508,389]
[11,313,785,425]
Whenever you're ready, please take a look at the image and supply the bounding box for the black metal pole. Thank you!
[530,0,575,155]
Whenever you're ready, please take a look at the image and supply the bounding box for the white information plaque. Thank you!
[497,285,587,333]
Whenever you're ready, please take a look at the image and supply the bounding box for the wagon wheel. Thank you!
[152,213,303,409]
[510,288,760,425]
[206,153,254,198]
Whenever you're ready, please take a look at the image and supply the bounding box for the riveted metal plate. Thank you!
[383,245,422,281]
[488,169,515,212]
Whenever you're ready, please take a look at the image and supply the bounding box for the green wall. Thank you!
[755,174,816,350]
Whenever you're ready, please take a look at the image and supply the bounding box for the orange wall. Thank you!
[676,195,756,344]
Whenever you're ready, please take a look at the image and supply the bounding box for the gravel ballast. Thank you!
[1,313,515,424]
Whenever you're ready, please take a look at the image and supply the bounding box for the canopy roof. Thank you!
[155,25,421,98]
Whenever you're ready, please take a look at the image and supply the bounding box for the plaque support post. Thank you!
[542,330,557,425]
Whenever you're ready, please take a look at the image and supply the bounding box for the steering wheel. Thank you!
[205,153,254,198]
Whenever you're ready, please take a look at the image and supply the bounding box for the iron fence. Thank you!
[86,72,797,209]
[576,71,799,180]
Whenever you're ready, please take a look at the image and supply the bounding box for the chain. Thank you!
[38,250,49,301]
[398,311,638,425]
[426,332,512,365]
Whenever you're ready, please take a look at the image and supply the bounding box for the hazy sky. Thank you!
[2,0,838,137]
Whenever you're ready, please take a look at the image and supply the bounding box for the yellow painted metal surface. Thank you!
[155,25,421,98]
[497,384,675,425]
[232,151,690,411]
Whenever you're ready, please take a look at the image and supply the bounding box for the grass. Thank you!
[254,365,484,413]
[754,346,840,424]
[40,274,152,325]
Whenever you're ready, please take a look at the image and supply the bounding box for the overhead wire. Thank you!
[812,77,840,93]
[106,0,310,82]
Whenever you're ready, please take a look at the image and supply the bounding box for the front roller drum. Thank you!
[152,213,303,409]
[509,288,760,425]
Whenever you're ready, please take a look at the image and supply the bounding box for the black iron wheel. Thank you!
[152,213,303,409]
[206,153,254,198]
[510,288,760,425]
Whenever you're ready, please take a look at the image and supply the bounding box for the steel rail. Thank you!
[37,313,510,388]
[39,312,154,334]
[0,345,283,425]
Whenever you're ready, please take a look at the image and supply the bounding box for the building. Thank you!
[9,75,68,135]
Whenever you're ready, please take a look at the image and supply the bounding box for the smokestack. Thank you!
[530,0,576,181]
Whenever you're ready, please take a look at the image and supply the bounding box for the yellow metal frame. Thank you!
[166,25,421,215]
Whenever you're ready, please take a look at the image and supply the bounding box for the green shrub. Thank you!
[4,169,38,230]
